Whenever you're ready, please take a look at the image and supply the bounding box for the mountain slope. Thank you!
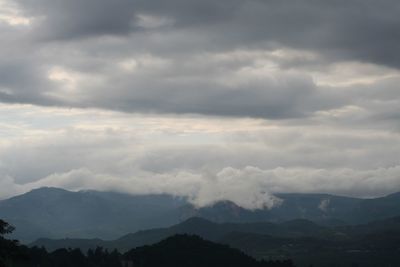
[178,192,400,225]
[0,187,186,242]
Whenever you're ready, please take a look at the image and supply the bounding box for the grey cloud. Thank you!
[16,0,240,39]
[89,73,340,119]
[16,0,137,39]
[0,38,347,119]
[2,121,400,184]
[1,0,400,209]
[137,130,400,173]
[331,76,400,130]
[1,110,400,208]
[14,0,400,68]
[0,128,131,183]
[0,0,398,120]
[0,65,64,108]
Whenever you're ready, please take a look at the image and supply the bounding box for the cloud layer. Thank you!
[1,105,400,209]
[1,0,400,208]
[1,0,400,119]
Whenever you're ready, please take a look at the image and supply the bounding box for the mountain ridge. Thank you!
[2,187,400,242]
[29,215,400,267]
[30,215,400,252]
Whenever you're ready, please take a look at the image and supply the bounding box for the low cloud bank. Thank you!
[3,165,400,210]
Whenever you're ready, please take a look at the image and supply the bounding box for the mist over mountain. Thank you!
[2,187,400,243]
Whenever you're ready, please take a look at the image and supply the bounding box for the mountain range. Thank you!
[31,216,400,267]
[1,187,400,242]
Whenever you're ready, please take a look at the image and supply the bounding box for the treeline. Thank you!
[7,242,294,267]
[10,246,122,267]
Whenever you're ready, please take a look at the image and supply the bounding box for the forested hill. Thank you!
[123,234,294,267]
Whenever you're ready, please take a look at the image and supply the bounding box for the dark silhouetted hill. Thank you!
[123,234,294,267]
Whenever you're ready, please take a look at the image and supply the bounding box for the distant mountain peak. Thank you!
[386,192,400,199]
[179,217,215,226]
[27,187,71,194]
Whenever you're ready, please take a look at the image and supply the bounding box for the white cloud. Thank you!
[5,164,400,210]
[135,14,174,29]
[0,0,32,26]
[1,104,399,209]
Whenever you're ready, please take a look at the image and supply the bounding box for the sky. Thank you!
[0,0,400,209]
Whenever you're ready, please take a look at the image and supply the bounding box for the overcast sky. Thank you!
[0,0,400,209]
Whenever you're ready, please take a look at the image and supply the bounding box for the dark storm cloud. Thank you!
[84,72,343,119]
[15,0,400,68]
[16,0,240,39]
[0,61,52,105]
[15,0,136,39]
[0,0,399,120]
[0,44,345,120]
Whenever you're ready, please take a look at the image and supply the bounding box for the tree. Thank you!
[0,219,24,267]
[0,220,15,236]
